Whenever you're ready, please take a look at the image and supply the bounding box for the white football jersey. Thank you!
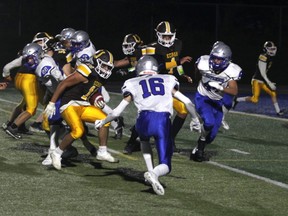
[35,54,66,93]
[75,40,96,66]
[122,74,179,115]
[197,55,242,100]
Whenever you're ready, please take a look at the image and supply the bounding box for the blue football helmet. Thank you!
[209,43,232,73]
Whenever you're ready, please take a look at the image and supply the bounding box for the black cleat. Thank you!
[5,126,22,139]
[113,116,124,139]
[277,109,285,116]
[62,146,79,159]
[18,123,33,135]
[190,148,205,162]
[232,97,238,109]
[123,140,141,154]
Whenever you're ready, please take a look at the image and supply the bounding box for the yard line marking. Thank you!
[229,149,250,154]
[208,161,288,190]
[230,110,288,122]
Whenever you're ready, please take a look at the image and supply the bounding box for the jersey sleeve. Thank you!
[76,63,92,77]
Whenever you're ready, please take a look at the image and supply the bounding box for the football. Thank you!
[89,92,105,109]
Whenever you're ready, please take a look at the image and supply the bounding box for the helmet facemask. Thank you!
[264,41,277,56]
[122,41,136,55]
[209,43,232,74]
[95,58,114,79]
[156,32,176,48]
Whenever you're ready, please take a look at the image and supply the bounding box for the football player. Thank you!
[114,33,146,153]
[2,32,55,139]
[142,21,200,151]
[190,43,242,162]
[233,41,284,116]
[44,49,119,170]
[95,56,198,195]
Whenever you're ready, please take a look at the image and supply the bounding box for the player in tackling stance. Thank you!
[95,55,198,195]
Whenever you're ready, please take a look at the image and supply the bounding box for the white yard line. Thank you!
[229,149,250,154]
[208,161,288,190]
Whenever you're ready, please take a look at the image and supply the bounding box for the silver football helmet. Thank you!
[93,49,114,79]
[209,43,232,73]
[263,41,277,56]
[70,30,90,53]
[136,56,158,76]
[22,43,44,70]
[56,28,76,41]
[212,41,225,48]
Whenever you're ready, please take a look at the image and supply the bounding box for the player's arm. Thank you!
[2,56,23,81]
[95,95,132,129]
[258,59,276,90]
[114,57,130,68]
[172,88,198,119]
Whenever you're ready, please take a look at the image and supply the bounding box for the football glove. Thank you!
[44,102,56,118]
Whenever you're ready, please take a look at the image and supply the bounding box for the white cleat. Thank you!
[50,151,62,170]
[189,118,201,133]
[42,154,52,166]
[96,151,119,163]
[144,171,165,195]
[221,120,230,130]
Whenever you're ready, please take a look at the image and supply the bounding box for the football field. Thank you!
[0,86,288,216]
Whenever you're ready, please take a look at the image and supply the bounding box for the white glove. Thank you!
[208,81,224,91]
[95,120,104,131]
[94,95,106,109]
[268,82,276,91]
[44,102,56,118]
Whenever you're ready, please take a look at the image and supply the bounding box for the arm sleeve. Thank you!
[2,56,23,77]
[173,90,198,118]
[101,99,130,125]
[258,60,271,83]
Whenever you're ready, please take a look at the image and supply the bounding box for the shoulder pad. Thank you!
[76,63,92,77]
[259,54,267,62]
[225,63,243,80]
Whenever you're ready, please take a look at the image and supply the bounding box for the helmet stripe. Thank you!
[165,21,170,33]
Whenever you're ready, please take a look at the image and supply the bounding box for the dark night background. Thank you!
[1,0,288,85]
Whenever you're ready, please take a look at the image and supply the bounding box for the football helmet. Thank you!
[263,41,277,56]
[122,33,143,55]
[155,21,176,47]
[93,49,114,79]
[32,32,55,51]
[56,28,76,41]
[70,30,90,53]
[136,56,158,76]
[22,43,44,70]
[209,43,232,73]
[212,41,225,48]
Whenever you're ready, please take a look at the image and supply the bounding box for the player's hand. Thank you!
[95,120,104,130]
[44,102,56,118]
[180,56,192,64]
[268,82,276,91]
[3,76,12,82]
[181,74,193,83]
[0,82,8,90]
[208,81,224,91]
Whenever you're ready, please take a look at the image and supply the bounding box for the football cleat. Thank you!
[29,122,45,133]
[2,121,10,131]
[221,120,230,130]
[61,146,79,159]
[232,97,238,109]
[42,153,52,166]
[96,151,119,163]
[190,147,205,162]
[277,109,285,116]
[144,171,165,195]
[18,123,33,135]
[50,150,62,170]
[113,116,124,139]
[123,140,141,154]
[5,126,22,139]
